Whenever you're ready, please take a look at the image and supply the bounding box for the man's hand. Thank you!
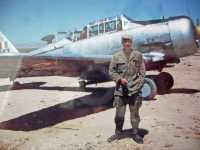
[120,78,128,86]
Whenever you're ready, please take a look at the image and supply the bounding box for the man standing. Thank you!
[109,34,145,143]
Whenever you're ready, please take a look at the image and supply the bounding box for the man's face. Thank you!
[122,39,132,51]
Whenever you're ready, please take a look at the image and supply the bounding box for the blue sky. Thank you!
[0,0,200,44]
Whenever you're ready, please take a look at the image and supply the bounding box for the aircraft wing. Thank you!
[0,49,181,79]
[0,55,111,81]
[28,38,72,56]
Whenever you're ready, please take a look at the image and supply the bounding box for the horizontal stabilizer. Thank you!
[28,38,72,56]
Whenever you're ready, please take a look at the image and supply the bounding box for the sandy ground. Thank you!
[0,52,200,150]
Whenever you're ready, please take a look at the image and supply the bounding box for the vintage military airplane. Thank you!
[0,15,200,99]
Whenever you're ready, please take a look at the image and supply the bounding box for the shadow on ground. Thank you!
[0,81,113,93]
[0,82,47,92]
[0,87,114,131]
[1,82,200,95]
[0,82,199,131]
[159,88,200,95]
[107,128,149,143]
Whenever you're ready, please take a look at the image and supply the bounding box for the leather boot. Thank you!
[132,129,143,144]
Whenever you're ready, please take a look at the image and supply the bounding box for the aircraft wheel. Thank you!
[141,78,157,100]
[157,72,174,93]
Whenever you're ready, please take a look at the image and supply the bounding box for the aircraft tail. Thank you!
[0,32,19,53]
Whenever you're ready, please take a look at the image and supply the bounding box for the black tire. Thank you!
[157,72,174,93]
[141,78,157,100]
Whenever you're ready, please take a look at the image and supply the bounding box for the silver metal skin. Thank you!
[1,15,198,60]
[27,16,198,61]
[168,17,197,57]
[0,15,199,98]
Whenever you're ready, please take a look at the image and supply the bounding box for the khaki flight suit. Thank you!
[109,48,145,131]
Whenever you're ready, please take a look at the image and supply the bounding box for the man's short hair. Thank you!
[121,34,133,42]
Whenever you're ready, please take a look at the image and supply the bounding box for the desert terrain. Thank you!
[0,51,200,150]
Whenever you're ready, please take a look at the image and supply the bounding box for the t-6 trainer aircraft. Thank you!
[0,15,200,99]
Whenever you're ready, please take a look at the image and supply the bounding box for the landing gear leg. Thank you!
[78,79,99,89]
[9,77,21,89]
[78,80,87,89]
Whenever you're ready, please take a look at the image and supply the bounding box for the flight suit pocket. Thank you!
[129,59,139,75]
[116,63,127,74]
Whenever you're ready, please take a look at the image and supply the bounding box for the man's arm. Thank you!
[137,55,146,89]
[109,55,121,83]
[139,58,146,78]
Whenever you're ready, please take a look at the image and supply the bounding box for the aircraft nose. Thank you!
[195,26,200,48]
[196,26,200,39]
